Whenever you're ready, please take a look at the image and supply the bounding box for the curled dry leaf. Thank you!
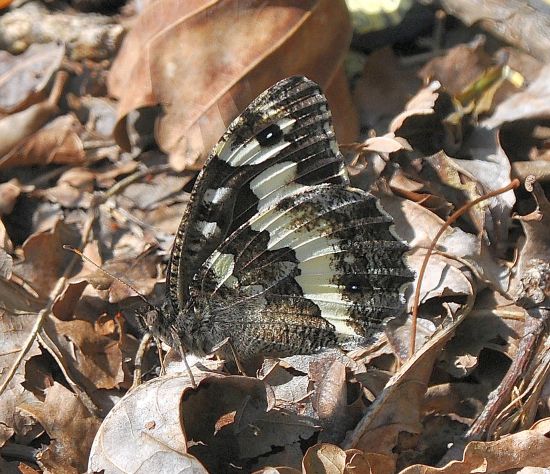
[0,42,65,114]
[0,179,22,216]
[440,289,525,379]
[302,443,395,474]
[302,443,346,474]
[19,382,102,474]
[88,374,208,474]
[453,129,515,247]
[108,0,354,170]
[14,220,81,298]
[511,178,550,307]
[389,82,458,156]
[400,418,550,474]
[42,310,133,393]
[344,449,395,474]
[182,375,319,471]
[0,114,86,171]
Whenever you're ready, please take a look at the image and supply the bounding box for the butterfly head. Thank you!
[136,301,176,346]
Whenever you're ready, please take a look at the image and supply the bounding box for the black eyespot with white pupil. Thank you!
[346,282,361,293]
[256,124,283,147]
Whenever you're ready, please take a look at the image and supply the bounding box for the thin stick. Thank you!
[409,179,520,356]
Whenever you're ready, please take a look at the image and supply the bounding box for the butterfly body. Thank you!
[142,77,413,361]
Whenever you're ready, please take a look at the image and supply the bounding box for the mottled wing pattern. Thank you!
[190,185,412,357]
[167,77,348,316]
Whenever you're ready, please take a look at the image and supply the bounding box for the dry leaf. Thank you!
[419,36,492,97]
[302,443,346,474]
[109,0,354,170]
[20,382,102,474]
[0,71,67,162]
[14,220,81,298]
[0,114,86,170]
[88,374,208,473]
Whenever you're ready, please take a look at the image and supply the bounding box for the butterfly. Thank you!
[139,76,413,361]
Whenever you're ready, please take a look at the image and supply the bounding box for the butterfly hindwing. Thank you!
[187,184,412,357]
[167,77,348,316]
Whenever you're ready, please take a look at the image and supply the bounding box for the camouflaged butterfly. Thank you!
[139,76,413,361]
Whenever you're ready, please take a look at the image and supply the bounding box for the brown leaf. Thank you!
[440,289,525,378]
[389,82,458,156]
[354,47,421,133]
[20,382,102,474]
[511,178,550,307]
[344,449,395,474]
[43,314,129,391]
[0,42,65,114]
[302,443,346,474]
[0,71,67,161]
[0,179,22,216]
[378,194,509,292]
[182,375,316,472]
[399,418,550,473]
[14,220,81,298]
[312,359,363,444]
[0,114,86,170]
[109,0,353,170]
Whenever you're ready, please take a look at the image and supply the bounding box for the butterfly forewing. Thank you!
[167,77,348,315]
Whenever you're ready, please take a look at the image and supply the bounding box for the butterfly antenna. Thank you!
[63,245,152,307]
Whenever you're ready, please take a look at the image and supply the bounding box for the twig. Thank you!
[409,179,521,356]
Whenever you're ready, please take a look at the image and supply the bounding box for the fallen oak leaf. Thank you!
[109,0,354,171]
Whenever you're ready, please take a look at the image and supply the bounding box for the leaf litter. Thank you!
[0,1,550,473]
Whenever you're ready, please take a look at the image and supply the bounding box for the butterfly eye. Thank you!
[255,124,283,147]
[346,283,361,293]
